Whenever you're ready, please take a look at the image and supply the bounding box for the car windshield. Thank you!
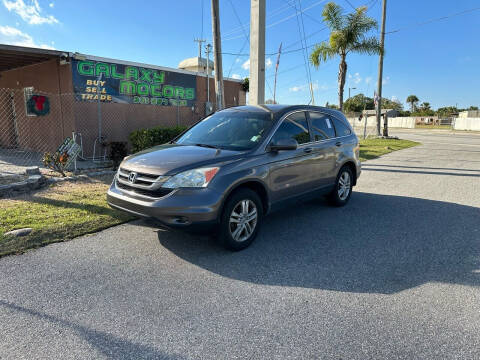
[176,110,273,151]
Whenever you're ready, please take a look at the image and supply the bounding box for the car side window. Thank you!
[332,117,352,137]
[309,112,336,140]
[272,112,310,145]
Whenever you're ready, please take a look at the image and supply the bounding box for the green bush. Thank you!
[129,126,187,153]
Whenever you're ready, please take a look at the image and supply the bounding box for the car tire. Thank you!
[218,188,263,251]
[327,165,353,207]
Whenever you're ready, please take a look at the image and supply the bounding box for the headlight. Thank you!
[162,167,219,188]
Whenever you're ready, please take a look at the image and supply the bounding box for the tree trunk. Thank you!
[338,55,347,112]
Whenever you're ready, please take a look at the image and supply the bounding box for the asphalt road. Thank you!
[1,129,479,359]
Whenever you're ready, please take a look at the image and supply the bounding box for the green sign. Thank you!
[72,59,197,107]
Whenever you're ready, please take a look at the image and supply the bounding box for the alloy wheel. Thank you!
[229,199,258,242]
[337,171,351,201]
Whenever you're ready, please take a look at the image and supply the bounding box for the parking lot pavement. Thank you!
[0,130,479,359]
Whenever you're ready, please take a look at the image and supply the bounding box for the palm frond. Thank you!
[348,36,383,55]
[345,6,378,45]
[322,2,344,31]
[310,42,337,68]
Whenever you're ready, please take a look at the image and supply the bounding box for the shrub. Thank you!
[108,142,128,169]
[129,126,187,153]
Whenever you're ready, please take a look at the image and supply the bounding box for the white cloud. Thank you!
[365,76,372,84]
[231,74,241,80]
[391,95,398,102]
[235,58,241,63]
[3,0,59,25]
[49,2,53,7]
[289,81,322,93]
[241,57,273,71]
[382,76,390,85]
[352,72,362,84]
[0,25,55,49]
[266,57,272,69]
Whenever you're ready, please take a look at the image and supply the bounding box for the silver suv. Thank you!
[107,105,361,250]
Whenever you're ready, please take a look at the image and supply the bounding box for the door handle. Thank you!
[335,141,343,147]
[304,147,313,153]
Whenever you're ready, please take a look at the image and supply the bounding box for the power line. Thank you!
[343,0,357,11]
[386,6,480,34]
[226,0,249,78]
[223,0,328,41]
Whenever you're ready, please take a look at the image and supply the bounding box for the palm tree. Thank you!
[420,102,431,111]
[310,2,381,111]
[406,95,419,112]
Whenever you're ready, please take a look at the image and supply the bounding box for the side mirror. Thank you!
[268,138,298,152]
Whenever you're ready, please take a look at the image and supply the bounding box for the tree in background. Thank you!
[325,101,339,109]
[310,2,381,111]
[420,102,431,112]
[343,93,402,113]
[344,93,374,113]
[406,95,419,112]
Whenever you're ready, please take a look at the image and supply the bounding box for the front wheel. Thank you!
[218,188,263,251]
[327,166,353,207]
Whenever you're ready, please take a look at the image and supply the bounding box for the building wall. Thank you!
[454,118,480,131]
[0,59,75,152]
[0,57,246,156]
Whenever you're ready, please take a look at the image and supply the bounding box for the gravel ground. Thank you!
[0,129,479,359]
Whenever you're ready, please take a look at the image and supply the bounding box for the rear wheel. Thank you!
[218,188,263,251]
[328,166,353,207]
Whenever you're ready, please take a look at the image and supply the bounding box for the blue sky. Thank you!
[0,0,479,109]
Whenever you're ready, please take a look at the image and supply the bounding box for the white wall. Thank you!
[346,116,415,129]
[453,118,480,131]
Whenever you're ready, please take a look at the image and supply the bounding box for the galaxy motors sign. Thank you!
[71,59,196,106]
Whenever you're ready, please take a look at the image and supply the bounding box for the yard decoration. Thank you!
[27,95,50,116]
[42,151,68,177]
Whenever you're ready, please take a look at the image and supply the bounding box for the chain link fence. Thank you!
[0,87,240,175]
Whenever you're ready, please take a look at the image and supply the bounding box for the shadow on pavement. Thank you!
[0,300,184,360]
[157,192,480,294]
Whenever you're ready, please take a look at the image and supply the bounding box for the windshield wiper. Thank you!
[194,143,220,149]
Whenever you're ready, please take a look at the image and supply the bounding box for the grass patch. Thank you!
[0,175,134,257]
[359,137,420,161]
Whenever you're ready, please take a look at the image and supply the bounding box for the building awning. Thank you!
[0,44,63,72]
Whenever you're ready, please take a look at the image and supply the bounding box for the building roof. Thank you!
[0,44,242,82]
[0,44,63,72]
[178,57,214,71]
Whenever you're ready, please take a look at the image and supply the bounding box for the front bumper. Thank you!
[107,180,223,230]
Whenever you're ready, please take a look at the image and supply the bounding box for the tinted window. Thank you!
[176,111,273,150]
[272,112,310,145]
[309,112,335,140]
[332,117,352,137]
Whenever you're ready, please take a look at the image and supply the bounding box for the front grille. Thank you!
[116,181,173,198]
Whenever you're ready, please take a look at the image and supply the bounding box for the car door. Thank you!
[266,111,317,203]
[307,111,338,187]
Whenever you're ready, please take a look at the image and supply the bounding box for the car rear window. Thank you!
[332,117,352,137]
[309,112,336,140]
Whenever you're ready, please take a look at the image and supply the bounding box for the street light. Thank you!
[348,87,357,99]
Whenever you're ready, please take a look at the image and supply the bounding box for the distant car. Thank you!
[107,105,361,250]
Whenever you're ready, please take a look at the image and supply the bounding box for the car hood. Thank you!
[120,144,245,175]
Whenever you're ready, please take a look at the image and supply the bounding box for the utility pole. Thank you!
[205,43,212,103]
[375,0,387,137]
[194,38,206,59]
[273,42,282,104]
[211,0,225,110]
[249,0,266,105]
